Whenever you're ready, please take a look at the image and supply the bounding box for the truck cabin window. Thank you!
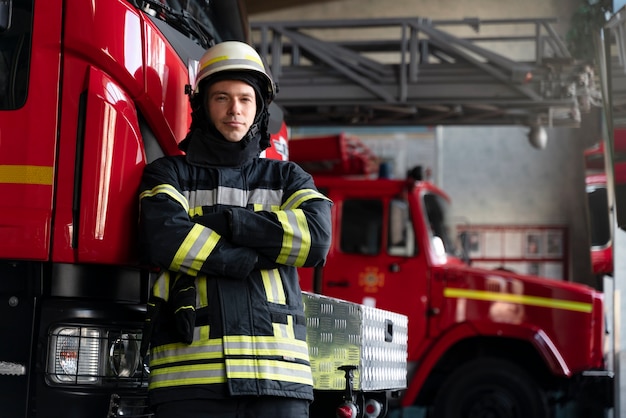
[340,199,382,255]
[388,198,416,256]
[0,0,32,110]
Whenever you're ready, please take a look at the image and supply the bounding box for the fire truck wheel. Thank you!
[431,357,549,418]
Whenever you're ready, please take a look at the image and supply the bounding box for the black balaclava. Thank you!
[179,70,272,167]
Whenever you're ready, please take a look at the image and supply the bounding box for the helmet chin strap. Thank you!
[240,122,260,148]
[239,106,270,150]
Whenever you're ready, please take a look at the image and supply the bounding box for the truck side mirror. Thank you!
[0,0,12,33]
[458,231,472,265]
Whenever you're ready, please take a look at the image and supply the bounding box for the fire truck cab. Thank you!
[292,134,613,417]
[0,2,407,417]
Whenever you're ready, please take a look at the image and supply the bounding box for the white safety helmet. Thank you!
[192,41,276,102]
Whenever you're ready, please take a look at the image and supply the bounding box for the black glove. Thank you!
[193,212,231,239]
[140,297,164,358]
[170,276,196,344]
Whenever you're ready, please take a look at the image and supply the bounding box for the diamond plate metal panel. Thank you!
[303,292,408,391]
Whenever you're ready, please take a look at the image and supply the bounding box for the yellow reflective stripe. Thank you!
[152,271,172,301]
[203,54,229,69]
[197,277,210,341]
[223,335,310,360]
[149,363,226,389]
[140,184,190,213]
[0,165,53,185]
[294,209,311,265]
[276,209,311,265]
[254,203,264,211]
[171,224,220,276]
[444,288,592,313]
[190,206,203,217]
[225,359,313,385]
[281,188,329,210]
[150,339,224,366]
[261,269,286,304]
[274,315,295,340]
[276,211,293,264]
[174,304,194,314]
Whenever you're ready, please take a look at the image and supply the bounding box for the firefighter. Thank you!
[138,41,332,418]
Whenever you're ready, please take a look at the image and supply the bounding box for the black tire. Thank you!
[432,358,549,418]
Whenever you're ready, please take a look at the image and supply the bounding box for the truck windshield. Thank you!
[423,193,457,257]
[0,0,33,110]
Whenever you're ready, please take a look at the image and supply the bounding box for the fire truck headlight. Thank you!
[107,332,141,378]
[47,327,101,384]
[46,327,144,385]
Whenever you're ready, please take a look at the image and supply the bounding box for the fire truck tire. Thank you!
[431,357,549,418]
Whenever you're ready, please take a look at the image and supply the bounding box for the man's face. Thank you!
[207,79,257,142]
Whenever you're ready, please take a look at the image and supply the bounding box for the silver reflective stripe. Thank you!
[276,209,311,265]
[225,359,313,384]
[223,336,310,360]
[152,271,172,301]
[212,187,284,208]
[150,340,224,367]
[149,363,226,389]
[183,187,282,210]
[261,269,286,304]
[184,189,217,213]
[249,188,283,209]
[199,58,265,78]
[273,315,294,339]
[171,224,219,276]
[217,186,247,207]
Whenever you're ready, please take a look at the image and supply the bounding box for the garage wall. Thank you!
[251,0,600,285]
[439,119,600,285]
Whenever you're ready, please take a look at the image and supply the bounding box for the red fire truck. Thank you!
[0,1,230,416]
[291,134,614,417]
[0,1,409,417]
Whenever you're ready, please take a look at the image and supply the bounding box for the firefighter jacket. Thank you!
[138,134,332,406]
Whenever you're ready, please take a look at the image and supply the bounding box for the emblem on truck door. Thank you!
[359,266,385,293]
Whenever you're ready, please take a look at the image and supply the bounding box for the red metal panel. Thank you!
[263,122,289,161]
[52,1,148,264]
[290,133,379,176]
[0,0,63,260]
[75,66,144,264]
[142,18,190,155]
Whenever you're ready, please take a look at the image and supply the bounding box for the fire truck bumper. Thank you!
[572,370,614,409]
[107,392,152,417]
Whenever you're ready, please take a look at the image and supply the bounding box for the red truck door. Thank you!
[316,178,430,352]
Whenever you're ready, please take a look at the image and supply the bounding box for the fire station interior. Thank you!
[247,0,626,416]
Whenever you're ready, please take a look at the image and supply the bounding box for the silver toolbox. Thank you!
[302,292,408,392]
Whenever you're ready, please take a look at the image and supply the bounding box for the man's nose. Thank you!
[229,100,242,114]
